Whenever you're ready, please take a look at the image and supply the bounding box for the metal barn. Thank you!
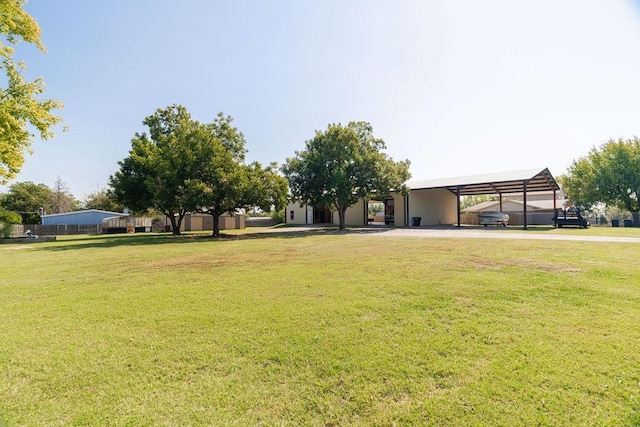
[41,209,127,226]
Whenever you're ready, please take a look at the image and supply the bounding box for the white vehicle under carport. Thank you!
[477,211,509,227]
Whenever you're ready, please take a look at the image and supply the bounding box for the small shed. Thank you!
[102,216,152,234]
[42,209,128,226]
[165,213,246,232]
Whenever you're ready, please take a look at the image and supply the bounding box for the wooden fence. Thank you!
[10,224,102,237]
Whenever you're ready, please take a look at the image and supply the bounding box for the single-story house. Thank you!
[286,199,368,226]
[285,168,561,228]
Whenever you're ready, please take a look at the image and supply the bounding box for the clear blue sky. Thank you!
[5,0,640,198]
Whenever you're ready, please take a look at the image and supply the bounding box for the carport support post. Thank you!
[364,199,368,225]
[456,186,461,228]
[404,194,409,226]
[522,180,528,230]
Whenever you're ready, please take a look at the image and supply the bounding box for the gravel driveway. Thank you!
[376,227,640,243]
[272,225,640,243]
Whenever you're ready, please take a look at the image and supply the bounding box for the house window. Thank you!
[290,210,295,220]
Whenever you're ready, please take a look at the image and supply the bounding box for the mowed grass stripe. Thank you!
[1,233,639,425]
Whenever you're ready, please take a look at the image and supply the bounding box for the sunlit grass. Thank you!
[502,224,640,237]
[1,231,639,425]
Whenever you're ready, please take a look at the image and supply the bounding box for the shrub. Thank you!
[0,210,22,224]
[270,209,285,224]
[0,210,21,238]
[0,223,12,238]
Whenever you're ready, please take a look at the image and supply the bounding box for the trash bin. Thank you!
[412,217,422,226]
[611,220,620,227]
[624,219,633,227]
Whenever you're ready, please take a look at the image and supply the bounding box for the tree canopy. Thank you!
[282,121,411,229]
[460,194,492,210]
[1,180,52,223]
[0,0,64,184]
[0,178,79,223]
[111,105,288,236]
[178,113,287,236]
[110,105,204,234]
[50,176,81,214]
[82,188,123,212]
[562,137,640,223]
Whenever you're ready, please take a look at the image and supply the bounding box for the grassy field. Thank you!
[1,228,640,426]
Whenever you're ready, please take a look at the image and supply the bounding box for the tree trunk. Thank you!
[211,212,221,237]
[167,213,181,235]
[338,206,347,230]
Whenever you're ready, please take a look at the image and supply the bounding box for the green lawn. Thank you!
[1,230,639,425]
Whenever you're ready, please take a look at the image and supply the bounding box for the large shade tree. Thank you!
[0,180,53,223]
[184,114,288,236]
[282,121,411,229]
[562,137,640,224]
[110,105,207,234]
[1,178,79,222]
[111,106,288,236]
[0,0,64,184]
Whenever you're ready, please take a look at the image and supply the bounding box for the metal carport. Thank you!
[405,168,561,229]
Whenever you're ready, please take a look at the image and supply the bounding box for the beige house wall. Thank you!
[497,200,528,212]
[286,203,311,225]
[340,199,366,226]
[286,200,366,226]
[408,189,457,225]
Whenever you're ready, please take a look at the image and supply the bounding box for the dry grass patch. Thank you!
[468,256,582,274]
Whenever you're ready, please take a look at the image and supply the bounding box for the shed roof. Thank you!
[41,209,126,218]
[406,168,560,196]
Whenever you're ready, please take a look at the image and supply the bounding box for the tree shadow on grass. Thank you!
[29,226,394,252]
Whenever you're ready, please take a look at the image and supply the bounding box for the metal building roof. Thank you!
[406,168,560,196]
[42,209,125,218]
[41,209,127,226]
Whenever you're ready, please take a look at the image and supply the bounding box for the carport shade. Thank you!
[405,168,561,229]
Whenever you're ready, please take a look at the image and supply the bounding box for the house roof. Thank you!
[406,168,560,196]
[462,199,563,213]
[501,187,565,199]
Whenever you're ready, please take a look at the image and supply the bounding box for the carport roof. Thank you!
[406,168,560,196]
